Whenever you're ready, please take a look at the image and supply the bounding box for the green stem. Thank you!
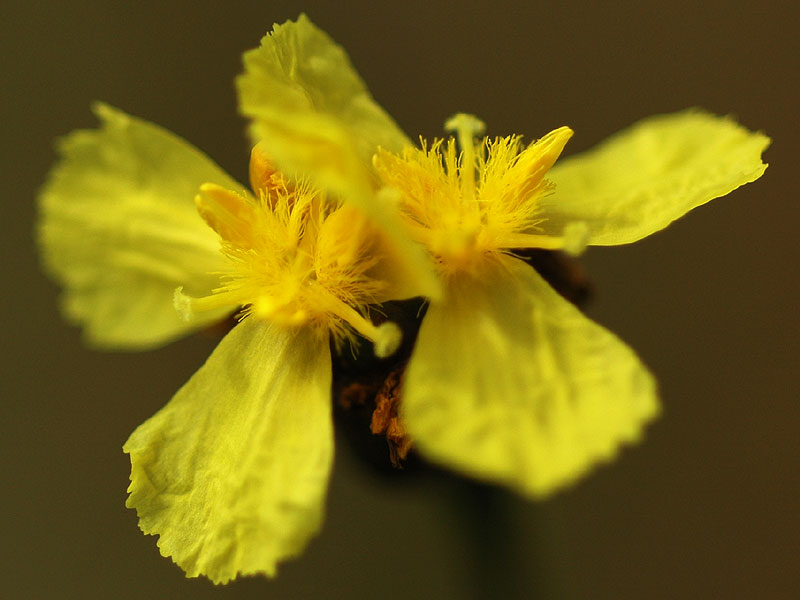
[443,476,565,599]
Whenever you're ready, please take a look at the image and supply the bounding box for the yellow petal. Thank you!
[237,14,409,198]
[402,257,659,497]
[38,103,240,349]
[237,17,440,301]
[194,183,260,248]
[541,109,770,245]
[124,317,333,583]
[490,126,573,211]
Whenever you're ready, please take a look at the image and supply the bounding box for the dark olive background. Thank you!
[3,1,798,598]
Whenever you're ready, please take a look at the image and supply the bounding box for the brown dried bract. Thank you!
[338,364,413,468]
[369,368,412,467]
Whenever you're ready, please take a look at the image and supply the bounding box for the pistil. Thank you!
[445,113,486,205]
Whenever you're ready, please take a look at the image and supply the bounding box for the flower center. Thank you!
[176,145,402,357]
[374,114,585,276]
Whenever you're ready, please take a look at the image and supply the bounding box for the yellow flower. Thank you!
[38,12,770,585]
[37,20,437,583]
[239,16,769,497]
[371,110,769,495]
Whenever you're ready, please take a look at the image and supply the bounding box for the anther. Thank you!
[373,322,402,358]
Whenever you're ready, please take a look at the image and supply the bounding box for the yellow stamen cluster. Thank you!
[374,113,581,276]
[178,147,401,357]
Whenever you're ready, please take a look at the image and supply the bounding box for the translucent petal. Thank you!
[540,110,770,245]
[38,103,240,349]
[237,16,440,301]
[365,190,444,303]
[403,257,659,497]
[124,317,333,583]
[237,14,409,198]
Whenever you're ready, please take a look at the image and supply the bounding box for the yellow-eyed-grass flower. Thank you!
[240,16,769,494]
[38,13,769,585]
[38,65,436,587]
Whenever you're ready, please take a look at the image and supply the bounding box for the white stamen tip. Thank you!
[173,286,194,322]
[373,321,403,358]
[563,221,589,256]
[445,113,486,138]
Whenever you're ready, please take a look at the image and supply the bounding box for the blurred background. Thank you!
[3,1,798,598]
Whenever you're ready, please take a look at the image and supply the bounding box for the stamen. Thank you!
[495,223,588,256]
[561,222,589,256]
[495,233,568,250]
[445,113,486,203]
[373,322,403,358]
[174,286,239,321]
[315,287,402,357]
